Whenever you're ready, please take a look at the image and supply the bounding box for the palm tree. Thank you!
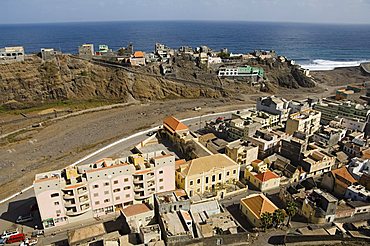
[273,209,286,228]
[260,212,273,231]
[286,201,298,227]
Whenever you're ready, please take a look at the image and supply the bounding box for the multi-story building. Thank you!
[228,118,261,141]
[256,96,291,123]
[329,117,367,133]
[0,46,25,63]
[285,109,321,136]
[41,48,60,61]
[347,157,370,180]
[247,129,290,159]
[280,134,308,164]
[225,140,258,166]
[218,65,264,78]
[130,51,146,66]
[78,44,94,58]
[301,150,336,178]
[155,43,174,61]
[175,154,240,198]
[321,166,358,197]
[342,132,369,158]
[314,99,370,124]
[344,184,370,202]
[311,126,347,148]
[301,189,338,224]
[34,151,175,230]
[240,193,278,227]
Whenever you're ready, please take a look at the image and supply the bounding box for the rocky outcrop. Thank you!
[0,55,223,107]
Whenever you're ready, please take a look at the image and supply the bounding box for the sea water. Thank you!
[0,21,369,70]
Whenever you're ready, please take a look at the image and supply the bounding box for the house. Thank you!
[285,109,321,136]
[280,133,308,164]
[130,51,146,66]
[139,224,162,245]
[162,116,191,144]
[301,189,338,224]
[321,166,358,197]
[121,203,154,233]
[175,154,240,198]
[347,201,370,215]
[301,150,336,178]
[247,129,290,159]
[225,140,258,166]
[41,48,60,61]
[199,133,228,154]
[245,169,280,192]
[347,157,370,180]
[0,46,25,64]
[240,193,278,227]
[256,96,291,123]
[78,44,94,58]
[154,189,190,214]
[344,184,370,202]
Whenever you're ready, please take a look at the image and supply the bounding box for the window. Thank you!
[124,178,129,182]
[190,180,194,186]
[233,169,236,174]
[51,193,59,198]
[226,171,230,176]
[54,201,59,206]
[104,190,109,195]
[159,170,164,174]
[197,178,201,184]
[104,199,110,203]
[197,188,200,193]
[125,194,130,198]
[206,177,209,183]
[212,175,216,182]
[93,185,99,189]
[95,201,100,205]
[104,182,109,186]
[219,173,222,180]
[115,196,120,200]
[113,188,120,193]
[159,178,163,182]
[159,186,164,190]
[113,180,118,185]
[124,186,130,190]
[94,193,99,197]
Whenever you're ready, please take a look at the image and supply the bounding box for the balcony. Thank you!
[63,193,75,199]
[79,196,90,204]
[134,191,151,200]
[134,185,145,192]
[64,201,76,208]
[147,182,155,188]
[77,189,88,196]
[133,176,144,184]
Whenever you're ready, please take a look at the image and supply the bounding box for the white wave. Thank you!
[300,59,370,71]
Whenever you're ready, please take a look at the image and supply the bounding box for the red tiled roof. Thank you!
[331,166,357,184]
[133,51,144,58]
[163,116,189,133]
[254,170,279,182]
[121,204,151,217]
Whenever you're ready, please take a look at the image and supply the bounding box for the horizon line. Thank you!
[1,19,370,26]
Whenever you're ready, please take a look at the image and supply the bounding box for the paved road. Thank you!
[0,111,234,235]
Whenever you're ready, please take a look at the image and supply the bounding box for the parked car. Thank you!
[20,238,38,246]
[16,214,33,223]
[146,131,156,136]
[0,238,6,245]
[6,233,25,244]
[1,229,19,239]
[31,230,44,238]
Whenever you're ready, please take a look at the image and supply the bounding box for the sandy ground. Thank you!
[0,66,368,200]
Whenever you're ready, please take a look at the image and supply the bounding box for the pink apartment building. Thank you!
[34,151,175,229]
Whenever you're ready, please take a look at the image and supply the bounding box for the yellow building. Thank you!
[286,109,321,135]
[245,169,280,192]
[225,140,259,166]
[240,193,278,227]
[176,154,240,197]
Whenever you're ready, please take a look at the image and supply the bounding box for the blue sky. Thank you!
[2,0,370,24]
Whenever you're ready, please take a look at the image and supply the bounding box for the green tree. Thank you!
[286,201,298,227]
[273,209,286,228]
[260,212,273,231]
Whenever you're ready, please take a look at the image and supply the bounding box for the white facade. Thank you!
[0,46,25,63]
[344,184,370,202]
[347,157,370,180]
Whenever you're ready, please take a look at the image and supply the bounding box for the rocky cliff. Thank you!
[0,55,223,108]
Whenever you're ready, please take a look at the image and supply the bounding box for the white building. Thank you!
[344,184,370,202]
[0,46,25,63]
[347,157,370,180]
[257,96,291,123]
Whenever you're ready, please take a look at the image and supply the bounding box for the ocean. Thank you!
[1,21,370,70]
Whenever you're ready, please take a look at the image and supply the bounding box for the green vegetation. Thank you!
[273,209,286,228]
[217,52,230,59]
[261,212,273,231]
[286,201,298,227]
